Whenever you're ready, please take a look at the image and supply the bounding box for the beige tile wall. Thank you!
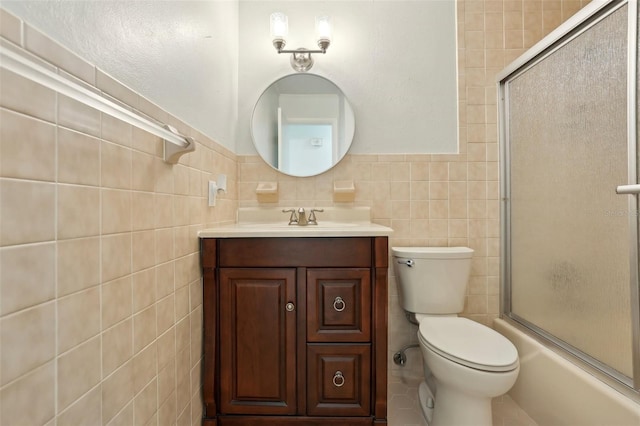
[237,0,591,373]
[0,9,237,426]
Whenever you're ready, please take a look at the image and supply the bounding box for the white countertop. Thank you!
[198,207,393,238]
[198,222,393,238]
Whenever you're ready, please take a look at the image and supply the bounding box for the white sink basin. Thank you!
[237,221,360,228]
[198,207,393,238]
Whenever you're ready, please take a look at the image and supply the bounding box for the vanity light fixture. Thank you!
[270,12,331,72]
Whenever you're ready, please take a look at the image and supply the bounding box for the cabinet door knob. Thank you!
[332,371,345,387]
[285,302,295,312]
[332,296,345,312]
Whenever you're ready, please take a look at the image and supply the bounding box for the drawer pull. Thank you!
[333,296,346,312]
[332,371,345,387]
[286,302,295,312]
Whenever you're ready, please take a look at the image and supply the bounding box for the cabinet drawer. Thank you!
[307,344,371,417]
[218,238,372,267]
[307,269,371,342]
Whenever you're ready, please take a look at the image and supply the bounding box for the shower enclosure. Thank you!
[498,0,640,396]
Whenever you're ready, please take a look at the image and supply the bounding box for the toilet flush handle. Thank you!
[397,258,414,267]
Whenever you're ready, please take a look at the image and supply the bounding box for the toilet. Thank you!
[391,247,519,426]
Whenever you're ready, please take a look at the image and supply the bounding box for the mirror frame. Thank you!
[250,73,356,177]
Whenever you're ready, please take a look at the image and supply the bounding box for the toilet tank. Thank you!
[391,247,474,315]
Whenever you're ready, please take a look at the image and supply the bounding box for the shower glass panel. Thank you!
[502,2,634,382]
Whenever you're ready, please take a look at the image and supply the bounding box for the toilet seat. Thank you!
[418,317,519,372]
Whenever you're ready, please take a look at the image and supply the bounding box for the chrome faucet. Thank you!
[282,207,324,226]
[297,208,308,226]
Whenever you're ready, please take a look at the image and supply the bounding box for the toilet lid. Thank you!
[391,246,473,259]
[418,317,519,372]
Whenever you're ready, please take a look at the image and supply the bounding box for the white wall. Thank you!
[1,0,239,152]
[237,0,459,155]
[3,0,458,156]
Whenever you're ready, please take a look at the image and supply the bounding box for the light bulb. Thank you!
[270,12,288,40]
[315,16,331,42]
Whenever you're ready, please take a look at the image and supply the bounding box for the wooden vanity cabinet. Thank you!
[201,237,388,425]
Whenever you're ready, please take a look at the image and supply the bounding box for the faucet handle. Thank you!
[308,208,324,225]
[282,208,298,225]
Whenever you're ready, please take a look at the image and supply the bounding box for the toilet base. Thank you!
[429,384,492,426]
[418,381,434,425]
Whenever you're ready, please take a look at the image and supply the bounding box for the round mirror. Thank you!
[251,74,355,177]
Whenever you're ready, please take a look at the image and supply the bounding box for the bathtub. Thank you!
[494,318,640,426]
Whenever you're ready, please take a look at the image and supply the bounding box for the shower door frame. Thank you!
[498,0,640,398]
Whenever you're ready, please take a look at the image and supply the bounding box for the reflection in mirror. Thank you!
[251,74,355,177]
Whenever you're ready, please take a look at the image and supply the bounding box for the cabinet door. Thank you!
[307,269,371,342]
[307,344,371,416]
[219,268,297,415]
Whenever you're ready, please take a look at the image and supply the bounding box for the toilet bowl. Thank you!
[417,315,519,425]
[391,247,519,426]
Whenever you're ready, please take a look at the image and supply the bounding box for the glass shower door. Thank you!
[502,2,635,383]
